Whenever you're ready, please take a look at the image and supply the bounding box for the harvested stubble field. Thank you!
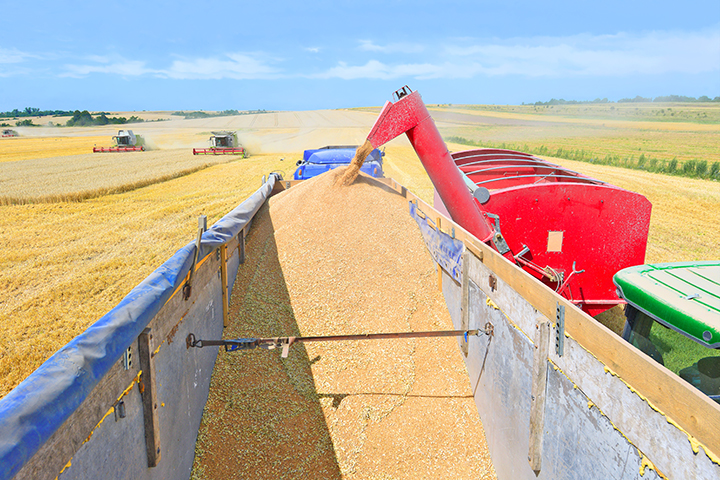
[191,169,495,479]
[430,104,720,166]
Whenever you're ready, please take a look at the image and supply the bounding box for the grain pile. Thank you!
[191,168,495,479]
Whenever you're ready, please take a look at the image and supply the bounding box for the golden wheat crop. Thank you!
[0,136,108,163]
[0,147,239,205]
[0,154,288,396]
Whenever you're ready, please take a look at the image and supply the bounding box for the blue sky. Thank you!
[1,0,718,111]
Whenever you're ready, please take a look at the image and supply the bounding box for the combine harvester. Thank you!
[0,87,718,480]
[93,130,146,152]
[1,129,18,137]
[192,131,247,156]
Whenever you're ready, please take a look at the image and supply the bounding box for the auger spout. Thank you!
[365,88,494,242]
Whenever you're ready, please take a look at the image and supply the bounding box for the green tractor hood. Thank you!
[614,261,720,348]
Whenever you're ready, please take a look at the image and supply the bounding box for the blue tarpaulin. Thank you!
[0,174,279,480]
[409,201,465,283]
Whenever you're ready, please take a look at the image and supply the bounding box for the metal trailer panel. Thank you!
[437,238,720,480]
[57,269,224,480]
[465,280,535,479]
[541,364,661,480]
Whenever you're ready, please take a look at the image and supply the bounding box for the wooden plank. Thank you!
[238,228,246,265]
[383,176,720,457]
[528,319,551,473]
[148,247,221,346]
[220,245,229,328]
[15,359,139,480]
[138,328,161,467]
[460,250,470,356]
[226,235,239,254]
[270,179,304,197]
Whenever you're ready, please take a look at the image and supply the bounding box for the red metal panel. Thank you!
[93,146,144,153]
[480,182,651,314]
[452,148,536,166]
[193,148,245,156]
[364,91,652,315]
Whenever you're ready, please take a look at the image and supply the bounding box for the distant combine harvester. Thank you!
[193,131,247,156]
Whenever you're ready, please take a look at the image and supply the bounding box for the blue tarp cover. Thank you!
[0,174,278,480]
[409,201,464,283]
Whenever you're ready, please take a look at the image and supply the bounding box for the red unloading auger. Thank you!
[362,86,652,316]
[365,87,494,244]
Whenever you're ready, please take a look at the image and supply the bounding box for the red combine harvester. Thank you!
[365,87,652,315]
[193,131,247,156]
[93,130,145,152]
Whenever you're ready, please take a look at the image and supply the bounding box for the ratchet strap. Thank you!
[187,324,494,358]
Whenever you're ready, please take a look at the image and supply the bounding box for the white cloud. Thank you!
[59,53,280,80]
[161,53,278,80]
[0,47,33,64]
[11,28,720,82]
[0,47,36,76]
[358,40,425,54]
[314,59,481,80]
[61,60,154,78]
[444,30,720,77]
[84,55,113,64]
[320,29,720,80]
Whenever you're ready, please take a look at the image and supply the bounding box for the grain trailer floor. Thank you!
[191,170,496,479]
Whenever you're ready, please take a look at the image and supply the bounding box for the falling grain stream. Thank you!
[191,167,496,479]
[335,140,375,187]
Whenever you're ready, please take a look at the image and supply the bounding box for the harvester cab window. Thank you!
[216,136,230,147]
[623,306,720,401]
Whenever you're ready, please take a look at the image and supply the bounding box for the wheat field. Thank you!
[0,136,108,162]
[1,107,718,396]
[0,152,287,396]
[0,149,239,205]
[430,104,720,165]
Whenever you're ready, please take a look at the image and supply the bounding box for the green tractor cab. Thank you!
[614,261,720,402]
